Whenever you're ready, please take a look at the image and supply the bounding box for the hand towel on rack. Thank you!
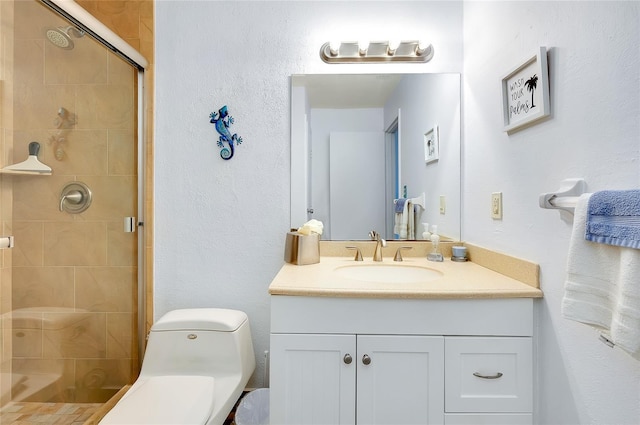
[561,193,640,358]
[393,199,411,239]
[585,189,640,249]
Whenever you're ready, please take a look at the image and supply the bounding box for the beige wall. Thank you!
[75,0,154,336]
[0,0,15,407]
[0,0,154,403]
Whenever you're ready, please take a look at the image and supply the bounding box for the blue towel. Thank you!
[395,198,407,213]
[585,190,640,249]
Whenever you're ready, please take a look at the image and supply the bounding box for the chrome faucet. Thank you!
[369,231,386,262]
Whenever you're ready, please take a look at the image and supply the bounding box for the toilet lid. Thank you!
[152,308,248,332]
[100,376,215,424]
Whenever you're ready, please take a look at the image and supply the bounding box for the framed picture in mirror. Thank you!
[424,126,439,164]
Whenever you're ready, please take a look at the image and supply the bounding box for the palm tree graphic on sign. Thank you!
[524,74,538,108]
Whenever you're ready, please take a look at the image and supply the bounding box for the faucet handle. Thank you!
[346,246,363,261]
[393,246,412,262]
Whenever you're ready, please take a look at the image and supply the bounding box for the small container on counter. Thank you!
[284,230,320,265]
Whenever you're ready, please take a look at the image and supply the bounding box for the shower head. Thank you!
[45,26,85,50]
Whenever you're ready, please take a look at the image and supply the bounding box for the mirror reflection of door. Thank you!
[385,116,400,239]
[329,132,386,240]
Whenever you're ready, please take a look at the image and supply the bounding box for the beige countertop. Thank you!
[269,255,543,299]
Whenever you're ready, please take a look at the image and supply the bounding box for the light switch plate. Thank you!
[439,195,446,214]
[491,192,503,219]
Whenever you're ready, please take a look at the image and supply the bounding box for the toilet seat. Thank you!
[100,375,215,424]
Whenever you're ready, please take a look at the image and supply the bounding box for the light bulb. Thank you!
[387,39,400,56]
[415,40,429,56]
[329,40,341,56]
[358,40,369,56]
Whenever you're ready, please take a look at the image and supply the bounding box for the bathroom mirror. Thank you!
[291,73,461,241]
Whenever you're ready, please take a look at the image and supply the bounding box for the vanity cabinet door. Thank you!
[270,333,356,425]
[357,335,445,425]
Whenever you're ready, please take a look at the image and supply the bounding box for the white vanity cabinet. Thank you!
[270,296,535,425]
[270,333,444,424]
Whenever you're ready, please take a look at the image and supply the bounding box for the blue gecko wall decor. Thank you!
[209,105,243,160]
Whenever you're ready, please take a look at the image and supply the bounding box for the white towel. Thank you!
[394,200,410,239]
[561,193,640,358]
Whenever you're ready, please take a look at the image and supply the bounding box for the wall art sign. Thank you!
[209,105,243,160]
[424,125,439,164]
[501,46,550,134]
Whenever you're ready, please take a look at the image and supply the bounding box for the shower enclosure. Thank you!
[0,0,147,418]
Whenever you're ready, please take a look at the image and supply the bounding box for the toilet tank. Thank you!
[139,308,255,378]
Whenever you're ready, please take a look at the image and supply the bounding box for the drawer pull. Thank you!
[362,354,372,365]
[473,372,503,379]
[343,354,353,364]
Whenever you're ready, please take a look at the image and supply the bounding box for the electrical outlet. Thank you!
[439,195,446,214]
[491,192,503,219]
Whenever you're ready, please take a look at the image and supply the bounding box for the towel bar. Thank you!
[394,192,425,209]
[539,178,586,214]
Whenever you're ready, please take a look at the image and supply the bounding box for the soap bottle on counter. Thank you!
[427,225,444,262]
[421,223,431,240]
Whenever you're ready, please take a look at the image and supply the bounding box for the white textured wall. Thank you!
[463,1,640,424]
[155,1,463,387]
[156,1,639,419]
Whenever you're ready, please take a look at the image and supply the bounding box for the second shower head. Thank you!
[45,26,85,50]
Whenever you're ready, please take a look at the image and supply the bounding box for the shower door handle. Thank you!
[124,217,137,233]
[0,236,14,249]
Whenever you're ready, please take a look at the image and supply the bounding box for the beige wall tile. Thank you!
[108,130,136,176]
[44,37,108,85]
[48,129,108,176]
[78,1,141,40]
[13,175,74,221]
[12,221,43,267]
[107,221,137,266]
[13,83,76,131]
[75,267,135,312]
[75,358,133,402]
[75,84,134,130]
[44,221,107,266]
[43,312,106,358]
[13,39,43,86]
[12,327,42,358]
[12,267,74,309]
[108,54,135,88]
[78,176,136,221]
[106,313,134,358]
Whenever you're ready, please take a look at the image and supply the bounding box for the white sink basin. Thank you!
[333,264,443,284]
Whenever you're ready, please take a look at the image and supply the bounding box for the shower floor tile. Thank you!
[0,402,102,425]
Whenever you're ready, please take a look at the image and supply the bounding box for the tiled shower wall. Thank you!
[3,0,139,403]
[0,0,16,407]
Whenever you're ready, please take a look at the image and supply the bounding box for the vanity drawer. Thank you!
[444,413,532,424]
[445,337,532,413]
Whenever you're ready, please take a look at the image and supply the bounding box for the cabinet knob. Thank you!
[473,372,503,379]
[343,354,353,364]
[362,354,371,365]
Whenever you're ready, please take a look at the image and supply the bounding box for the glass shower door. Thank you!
[1,0,140,407]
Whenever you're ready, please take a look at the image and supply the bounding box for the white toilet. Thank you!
[100,308,256,425]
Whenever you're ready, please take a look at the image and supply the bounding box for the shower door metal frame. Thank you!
[40,0,149,369]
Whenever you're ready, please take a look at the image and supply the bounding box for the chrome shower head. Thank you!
[45,26,84,50]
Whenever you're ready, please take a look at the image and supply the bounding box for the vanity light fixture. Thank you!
[320,40,434,63]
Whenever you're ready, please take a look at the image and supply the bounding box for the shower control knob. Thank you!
[362,354,371,365]
[343,354,352,365]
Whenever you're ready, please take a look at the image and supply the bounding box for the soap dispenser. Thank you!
[427,226,444,262]
[421,223,431,240]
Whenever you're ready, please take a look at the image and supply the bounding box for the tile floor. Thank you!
[0,402,102,424]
